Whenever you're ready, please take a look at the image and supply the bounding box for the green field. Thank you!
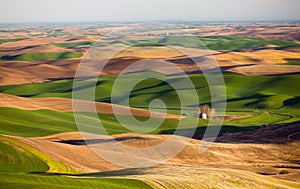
[283,62,300,66]
[0,135,78,173]
[0,52,83,62]
[1,72,299,114]
[52,41,94,48]
[0,38,27,44]
[152,35,300,50]
[0,173,152,189]
[0,72,299,137]
[0,107,256,138]
[198,36,300,50]
[0,136,48,173]
[95,36,300,50]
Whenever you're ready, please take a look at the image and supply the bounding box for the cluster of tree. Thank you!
[194,104,211,119]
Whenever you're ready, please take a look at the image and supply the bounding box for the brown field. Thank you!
[0,93,180,118]
[0,43,300,85]
[214,49,300,66]
[0,59,81,85]
[227,64,300,76]
[0,44,73,56]
[124,167,300,189]
[0,37,68,48]
[5,127,300,188]
[0,23,300,85]
[0,35,94,48]
[6,121,300,181]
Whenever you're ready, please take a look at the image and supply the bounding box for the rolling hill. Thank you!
[0,72,299,126]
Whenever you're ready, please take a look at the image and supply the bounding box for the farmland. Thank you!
[0,52,83,62]
[0,135,152,189]
[0,72,299,126]
[0,21,300,188]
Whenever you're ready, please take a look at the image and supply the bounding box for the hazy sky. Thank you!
[0,0,299,23]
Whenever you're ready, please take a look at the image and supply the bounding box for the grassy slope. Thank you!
[0,38,28,44]
[199,36,300,50]
[283,62,300,66]
[96,36,300,50]
[0,173,152,189]
[0,72,298,136]
[0,136,48,173]
[0,72,299,123]
[1,107,253,137]
[0,135,78,174]
[0,135,152,189]
[0,52,82,62]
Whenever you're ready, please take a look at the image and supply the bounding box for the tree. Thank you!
[199,104,211,118]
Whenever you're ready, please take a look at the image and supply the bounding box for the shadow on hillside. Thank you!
[55,136,148,146]
[159,125,258,140]
[78,168,146,177]
[216,121,300,144]
[54,121,300,145]
[30,167,147,177]
[159,121,300,144]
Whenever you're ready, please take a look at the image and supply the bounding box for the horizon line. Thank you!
[0,19,300,25]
